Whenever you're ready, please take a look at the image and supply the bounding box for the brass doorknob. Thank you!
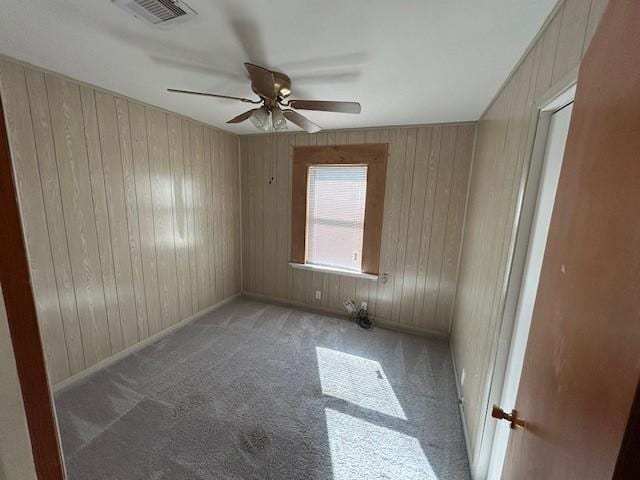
[492,405,527,430]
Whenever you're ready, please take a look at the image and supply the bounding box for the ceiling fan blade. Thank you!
[244,63,276,100]
[227,108,260,124]
[283,110,321,133]
[168,88,259,104]
[230,18,266,65]
[287,100,361,114]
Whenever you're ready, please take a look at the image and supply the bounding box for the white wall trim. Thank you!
[288,262,379,281]
[53,294,240,392]
[242,291,448,339]
[450,340,475,478]
[536,67,579,110]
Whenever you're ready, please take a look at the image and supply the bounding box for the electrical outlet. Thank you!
[343,299,356,314]
[315,290,322,300]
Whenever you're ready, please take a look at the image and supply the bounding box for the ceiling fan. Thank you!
[168,62,361,133]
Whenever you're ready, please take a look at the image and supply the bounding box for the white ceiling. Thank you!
[0,0,557,134]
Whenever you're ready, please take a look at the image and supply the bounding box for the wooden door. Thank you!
[500,0,640,478]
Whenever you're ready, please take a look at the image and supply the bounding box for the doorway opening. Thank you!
[476,82,577,479]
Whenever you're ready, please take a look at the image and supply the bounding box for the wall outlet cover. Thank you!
[315,290,322,300]
[343,299,356,314]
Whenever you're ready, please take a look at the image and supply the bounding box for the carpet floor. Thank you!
[55,298,471,480]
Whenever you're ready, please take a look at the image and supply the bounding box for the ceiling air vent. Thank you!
[113,0,198,25]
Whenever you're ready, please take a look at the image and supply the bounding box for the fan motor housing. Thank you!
[273,72,292,98]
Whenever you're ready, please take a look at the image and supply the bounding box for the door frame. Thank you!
[0,87,66,477]
[471,67,579,479]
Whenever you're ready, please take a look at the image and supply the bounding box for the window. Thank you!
[291,144,388,276]
[306,165,368,272]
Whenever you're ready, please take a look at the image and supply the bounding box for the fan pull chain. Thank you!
[268,133,275,185]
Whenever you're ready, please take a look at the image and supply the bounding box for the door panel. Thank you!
[501,0,640,478]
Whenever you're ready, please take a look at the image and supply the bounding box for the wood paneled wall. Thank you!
[241,124,475,335]
[0,57,241,385]
[450,0,608,466]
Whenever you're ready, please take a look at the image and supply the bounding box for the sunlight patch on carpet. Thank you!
[316,347,406,419]
[325,408,437,480]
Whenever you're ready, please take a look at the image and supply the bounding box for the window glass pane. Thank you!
[306,165,368,272]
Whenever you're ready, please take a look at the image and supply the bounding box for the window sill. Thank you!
[288,262,379,281]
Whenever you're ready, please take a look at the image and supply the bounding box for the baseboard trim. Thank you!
[242,291,448,339]
[53,294,240,392]
[450,340,475,478]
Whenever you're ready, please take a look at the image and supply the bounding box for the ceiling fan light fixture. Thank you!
[272,108,288,131]
[250,106,271,131]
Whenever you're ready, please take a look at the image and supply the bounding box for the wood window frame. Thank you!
[291,143,388,275]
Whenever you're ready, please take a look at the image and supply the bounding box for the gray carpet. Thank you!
[55,298,471,480]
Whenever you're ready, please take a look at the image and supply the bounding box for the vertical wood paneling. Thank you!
[206,130,217,303]
[202,128,214,305]
[214,131,226,302]
[24,68,84,375]
[551,0,590,85]
[189,124,206,310]
[95,91,137,350]
[247,138,256,293]
[115,98,148,342]
[233,139,240,293]
[46,76,111,366]
[0,60,71,383]
[584,0,609,49]
[222,135,235,295]
[412,126,442,326]
[399,127,432,325]
[168,114,191,320]
[231,137,242,291]
[263,135,277,298]
[80,86,122,355]
[181,119,199,314]
[435,125,474,332]
[451,0,606,465]
[421,127,457,331]
[0,58,241,384]
[240,137,250,294]
[390,127,415,323]
[130,102,163,336]
[256,136,266,297]
[147,108,179,328]
[241,124,474,334]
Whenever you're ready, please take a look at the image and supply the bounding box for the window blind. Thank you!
[306,164,368,272]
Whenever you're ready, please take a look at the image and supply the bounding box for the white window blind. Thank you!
[306,165,368,272]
